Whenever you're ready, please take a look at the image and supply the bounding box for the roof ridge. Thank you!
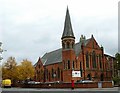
[47,48,62,54]
[41,48,62,59]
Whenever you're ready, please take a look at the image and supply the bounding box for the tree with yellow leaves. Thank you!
[2,57,35,83]
[2,57,18,83]
[17,59,35,81]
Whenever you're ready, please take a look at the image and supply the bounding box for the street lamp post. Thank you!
[0,41,3,63]
[0,42,7,62]
[0,42,3,90]
[0,42,7,61]
[0,42,7,77]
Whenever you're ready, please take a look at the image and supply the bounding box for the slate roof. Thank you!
[41,38,91,66]
[62,7,75,39]
[41,49,62,66]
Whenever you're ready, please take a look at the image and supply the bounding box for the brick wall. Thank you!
[35,36,113,83]
[16,81,113,88]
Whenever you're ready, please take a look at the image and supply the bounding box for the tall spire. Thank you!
[61,7,75,39]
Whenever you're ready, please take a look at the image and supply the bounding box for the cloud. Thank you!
[0,0,118,64]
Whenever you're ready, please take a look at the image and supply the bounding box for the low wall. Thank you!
[102,81,113,88]
[13,81,113,88]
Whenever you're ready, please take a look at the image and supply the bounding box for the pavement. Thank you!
[1,87,120,93]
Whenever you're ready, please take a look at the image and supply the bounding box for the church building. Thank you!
[34,8,115,83]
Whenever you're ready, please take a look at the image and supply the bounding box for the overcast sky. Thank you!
[0,0,118,64]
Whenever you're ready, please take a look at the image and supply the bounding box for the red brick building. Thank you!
[34,8,115,83]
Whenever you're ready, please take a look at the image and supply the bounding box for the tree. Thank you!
[2,57,35,84]
[4,57,17,69]
[17,59,35,81]
[115,53,120,70]
[113,53,120,85]
[2,57,18,82]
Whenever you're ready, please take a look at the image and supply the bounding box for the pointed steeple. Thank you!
[61,7,75,39]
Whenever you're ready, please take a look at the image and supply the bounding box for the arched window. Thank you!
[92,51,96,68]
[99,55,102,69]
[49,72,50,81]
[86,52,89,68]
[62,42,65,49]
[68,60,70,69]
[72,42,74,49]
[72,61,74,70]
[52,68,54,78]
[100,73,104,81]
[67,42,70,49]
[57,67,60,79]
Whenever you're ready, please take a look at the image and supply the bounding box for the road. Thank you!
[1,87,120,93]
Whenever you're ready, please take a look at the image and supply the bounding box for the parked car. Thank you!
[2,79,11,88]
[76,80,93,83]
[76,80,83,83]
[82,80,93,83]
[28,81,35,84]
[28,81,41,84]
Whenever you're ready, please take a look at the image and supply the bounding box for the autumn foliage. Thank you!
[2,57,35,83]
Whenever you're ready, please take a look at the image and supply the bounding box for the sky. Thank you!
[0,0,119,64]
